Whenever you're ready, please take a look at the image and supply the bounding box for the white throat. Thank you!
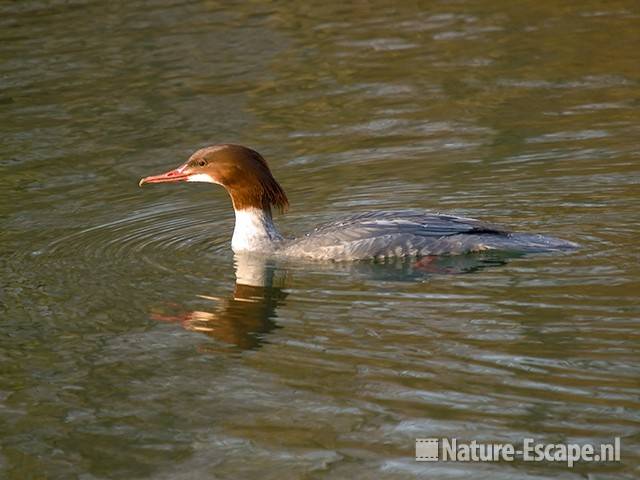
[232,208,282,253]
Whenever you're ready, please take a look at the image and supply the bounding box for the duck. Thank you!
[139,144,578,261]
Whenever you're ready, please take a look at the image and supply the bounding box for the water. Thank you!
[2,1,639,478]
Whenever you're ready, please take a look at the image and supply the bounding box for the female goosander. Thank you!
[139,144,578,261]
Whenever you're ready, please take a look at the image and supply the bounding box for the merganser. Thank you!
[139,144,578,261]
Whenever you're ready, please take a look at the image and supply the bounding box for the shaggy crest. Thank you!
[189,144,289,214]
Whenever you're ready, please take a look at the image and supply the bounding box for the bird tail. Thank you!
[478,233,580,253]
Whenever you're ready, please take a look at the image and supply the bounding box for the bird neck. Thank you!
[232,208,282,253]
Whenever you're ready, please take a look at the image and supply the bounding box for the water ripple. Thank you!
[44,201,229,272]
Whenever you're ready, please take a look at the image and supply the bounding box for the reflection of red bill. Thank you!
[146,283,283,350]
[150,310,217,332]
[149,312,181,323]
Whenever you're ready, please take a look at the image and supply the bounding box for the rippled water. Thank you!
[2,1,640,479]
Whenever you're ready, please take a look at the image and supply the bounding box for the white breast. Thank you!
[232,208,282,253]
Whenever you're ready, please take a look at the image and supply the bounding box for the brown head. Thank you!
[139,144,289,213]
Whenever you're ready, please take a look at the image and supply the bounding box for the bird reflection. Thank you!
[320,251,518,280]
[151,254,287,351]
[150,251,517,351]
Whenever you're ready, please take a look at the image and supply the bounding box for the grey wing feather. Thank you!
[283,210,510,260]
[308,210,508,240]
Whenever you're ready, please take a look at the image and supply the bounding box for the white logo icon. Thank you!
[415,438,439,462]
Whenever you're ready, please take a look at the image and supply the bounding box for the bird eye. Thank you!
[198,160,206,167]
